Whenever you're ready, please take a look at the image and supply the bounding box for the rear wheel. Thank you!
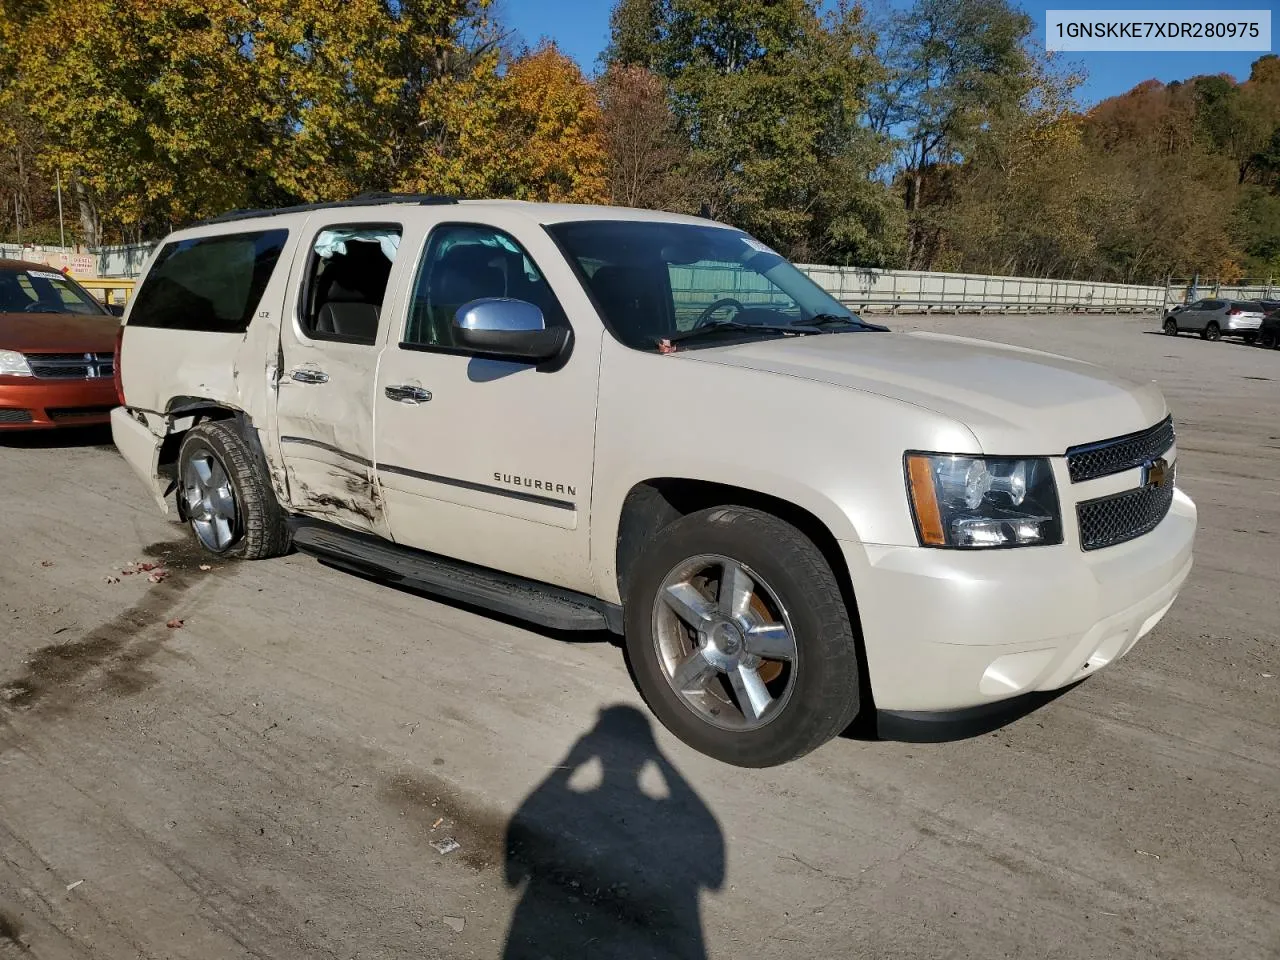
[177,422,290,559]
[1163,318,1178,336]
[1205,322,1221,342]
[1261,329,1278,349]
[624,506,861,767]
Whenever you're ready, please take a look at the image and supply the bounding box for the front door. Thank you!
[275,218,407,535]
[372,218,602,593]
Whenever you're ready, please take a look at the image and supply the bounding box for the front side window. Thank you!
[0,266,107,316]
[129,229,288,333]
[298,224,402,346]
[547,220,860,350]
[404,224,567,349]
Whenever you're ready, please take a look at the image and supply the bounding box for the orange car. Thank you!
[0,259,121,430]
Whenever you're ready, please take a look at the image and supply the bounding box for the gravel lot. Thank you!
[1,313,1277,960]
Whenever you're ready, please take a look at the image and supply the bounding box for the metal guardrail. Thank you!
[11,241,1276,316]
[798,265,1168,314]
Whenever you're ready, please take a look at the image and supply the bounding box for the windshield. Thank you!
[0,266,107,316]
[547,220,860,350]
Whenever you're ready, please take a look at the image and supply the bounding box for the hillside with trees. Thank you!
[1,0,1277,283]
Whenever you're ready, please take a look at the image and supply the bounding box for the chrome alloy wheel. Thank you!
[182,450,239,552]
[651,554,798,731]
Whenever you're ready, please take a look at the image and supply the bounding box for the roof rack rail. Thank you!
[196,192,458,226]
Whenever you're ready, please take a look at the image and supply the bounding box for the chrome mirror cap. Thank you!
[454,298,546,333]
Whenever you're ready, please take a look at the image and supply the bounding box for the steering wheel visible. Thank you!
[693,298,745,328]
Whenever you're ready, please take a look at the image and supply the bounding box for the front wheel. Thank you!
[177,422,290,559]
[1163,318,1178,336]
[624,506,862,767]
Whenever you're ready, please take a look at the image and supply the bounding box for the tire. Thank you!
[1262,330,1278,349]
[623,506,861,767]
[1244,333,1257,345]
[1205,322,1221,342]
[177,421,290,560]
[1163,318,1178,336]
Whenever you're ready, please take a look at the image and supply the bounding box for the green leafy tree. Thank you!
[603,0,903,265]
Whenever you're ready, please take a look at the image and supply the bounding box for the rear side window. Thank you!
[128,229,288,332]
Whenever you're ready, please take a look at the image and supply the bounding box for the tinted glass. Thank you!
[298,225,401,346]
[405,224,567,349]
[547,220,856,350]
[128,229,288,332]
[0,267,107,316]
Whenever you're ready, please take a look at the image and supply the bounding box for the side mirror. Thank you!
[452,298,569,362]
[106,303,125,318]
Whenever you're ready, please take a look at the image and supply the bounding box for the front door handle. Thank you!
[290,368,329,384]
[384,384,432,404]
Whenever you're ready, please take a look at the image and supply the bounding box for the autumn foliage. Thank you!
[1,0,1279,282]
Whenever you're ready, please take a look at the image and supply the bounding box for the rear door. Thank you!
[274,217,407,535]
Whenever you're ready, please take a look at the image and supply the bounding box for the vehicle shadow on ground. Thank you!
[0,424,114,449]
[842,684,1078,743]
[501,704,723,960]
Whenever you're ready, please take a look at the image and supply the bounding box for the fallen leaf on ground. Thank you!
[148,571,169,583]
[40,560,54,567]
[166,618,185,629]
[199,564,211,571]
[104,576,120,584]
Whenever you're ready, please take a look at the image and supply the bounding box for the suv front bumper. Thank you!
[842,487,1196,713]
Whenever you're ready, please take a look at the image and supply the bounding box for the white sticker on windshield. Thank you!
[741,237,777,256]
[27,269,66,280]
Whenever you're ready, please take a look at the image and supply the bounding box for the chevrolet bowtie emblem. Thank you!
[1143,457,1170,489]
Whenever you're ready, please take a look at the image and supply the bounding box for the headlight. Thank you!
[0,350,33,377]
[905,453,1062,548]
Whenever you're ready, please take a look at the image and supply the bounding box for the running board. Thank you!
[289,519,622,633]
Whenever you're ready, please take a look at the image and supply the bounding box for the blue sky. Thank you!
[498,0,1275,106]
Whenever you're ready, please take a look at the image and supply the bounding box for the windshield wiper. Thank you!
[800,313,889,331]
[662,320,822,347]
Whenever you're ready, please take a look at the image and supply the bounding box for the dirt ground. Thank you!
[1,314,1277,960]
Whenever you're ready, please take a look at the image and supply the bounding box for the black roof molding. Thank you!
[196,192,459,226]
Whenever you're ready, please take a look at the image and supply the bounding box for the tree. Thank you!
[2,0,491,243]
[603,0,904,266]
[403,42,609,203]
[872,0,1049,267]
[599,64,696,210]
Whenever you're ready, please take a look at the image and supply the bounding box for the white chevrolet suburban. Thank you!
[112,195,1196,767]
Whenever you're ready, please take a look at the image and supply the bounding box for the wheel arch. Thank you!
[156,399,281,510]
[613,477,876,725]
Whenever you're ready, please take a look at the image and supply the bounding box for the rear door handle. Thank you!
[290,368,329,384]
[384,385,432,404]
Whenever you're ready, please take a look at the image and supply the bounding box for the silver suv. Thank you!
[1163,299,1266,342]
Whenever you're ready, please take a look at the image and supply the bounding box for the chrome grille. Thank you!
[1077,467,1176,551]
[24,352,115,380]
[1066,416,1175,483]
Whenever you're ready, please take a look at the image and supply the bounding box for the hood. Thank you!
[0,311,120,354]
[676,330,1168,454]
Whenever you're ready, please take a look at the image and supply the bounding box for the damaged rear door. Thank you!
[274,217,407,535]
